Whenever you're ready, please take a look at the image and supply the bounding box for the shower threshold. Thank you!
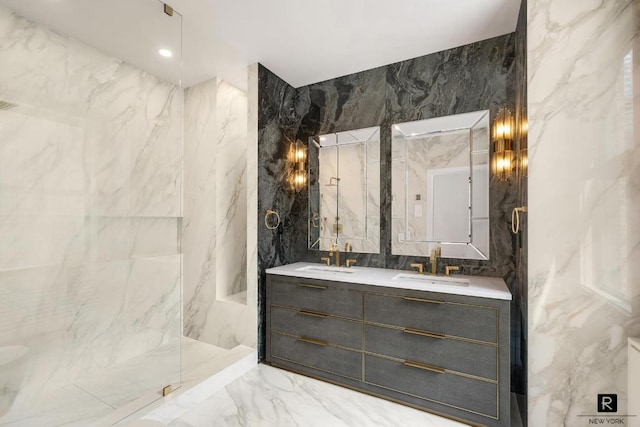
[0,338,256,426]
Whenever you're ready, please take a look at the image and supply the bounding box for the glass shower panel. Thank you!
[0,1,182,424]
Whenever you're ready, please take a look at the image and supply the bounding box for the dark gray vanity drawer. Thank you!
[271,306,362,350]
[365,354,498,418]
[270,278,362,320]
[364,324,497,380]
[270,333,362,380]
[364,293,497,343]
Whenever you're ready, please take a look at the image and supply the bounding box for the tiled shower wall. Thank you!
[528,0,640,423]
[0,5,182,408]
[258,32,528,393]
[183,76,258,350]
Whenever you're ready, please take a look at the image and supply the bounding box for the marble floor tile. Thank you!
[0,338,254,427]
[76,338,234,409]
[0,384,113,427]
[75,341,183,409]
[168,364,468,427]
[100,342,256,426]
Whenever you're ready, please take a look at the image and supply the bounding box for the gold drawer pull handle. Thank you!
[403,360,446,374]
[403,328,445,339]
[402,296,443,305]
[298,309,328,318]
[298,283,328,290]
[297,336,328,347]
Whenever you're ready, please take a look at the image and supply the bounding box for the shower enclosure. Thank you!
[0,0,183,424]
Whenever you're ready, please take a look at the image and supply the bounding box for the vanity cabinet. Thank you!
[266,272,510,427]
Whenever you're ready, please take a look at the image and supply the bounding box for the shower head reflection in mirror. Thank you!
[308,127,380,254]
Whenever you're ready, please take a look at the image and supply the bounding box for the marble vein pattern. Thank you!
[528,0,640,424]
[246,63,259,341]
[1,338,254,427]
[168,364,466,427]
[183,77,257,350]
[0,6,182,421]
[257,34,519,384]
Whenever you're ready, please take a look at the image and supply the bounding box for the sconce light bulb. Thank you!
[520,149,528,171]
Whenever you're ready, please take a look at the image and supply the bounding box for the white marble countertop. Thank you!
[266,262,511,301]
[629,337,640,351]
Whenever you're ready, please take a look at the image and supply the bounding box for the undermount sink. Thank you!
[392,273,469,287]
[295,265,356,274]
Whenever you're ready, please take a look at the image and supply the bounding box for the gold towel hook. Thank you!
[511,206,528,234]
[264,210,281,230]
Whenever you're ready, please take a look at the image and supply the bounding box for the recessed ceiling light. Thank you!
[158,49,173,58]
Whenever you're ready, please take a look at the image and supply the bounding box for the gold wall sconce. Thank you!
[287,140,307,191]
[492,107,514,181]
[518,110,528,177]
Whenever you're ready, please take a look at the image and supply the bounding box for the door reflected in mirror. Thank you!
[392,111,490,260]
[308,127,380,254]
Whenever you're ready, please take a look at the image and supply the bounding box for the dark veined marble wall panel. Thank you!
[258,32,526,394]
[513,0,529,403]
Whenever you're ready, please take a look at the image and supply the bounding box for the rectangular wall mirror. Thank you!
[391,111,490,260]
[308,126,380,254]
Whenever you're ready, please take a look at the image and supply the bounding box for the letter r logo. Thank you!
[597,394,617,413]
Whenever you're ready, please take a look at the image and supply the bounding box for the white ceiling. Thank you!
[0,0,521,90]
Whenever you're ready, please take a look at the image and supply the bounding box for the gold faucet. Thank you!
[430,246,441,275]
[345,258,357,268]
[445,266,460,276]
[329,243,341,267]
[344,242,353,252]
[320,257,331,266]
[410,263,424,274]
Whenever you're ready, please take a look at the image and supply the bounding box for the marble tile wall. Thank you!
[247,63,259,345]
[528,0,640,423]
[183,76,257,350]
[0,6,182,416]
[258,33,524,390]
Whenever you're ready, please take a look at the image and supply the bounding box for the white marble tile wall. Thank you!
[215,81,248,298]
[0,6,182,419]
[246,63,259,329]
[183,76,257,350]
[528,0,640,424]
